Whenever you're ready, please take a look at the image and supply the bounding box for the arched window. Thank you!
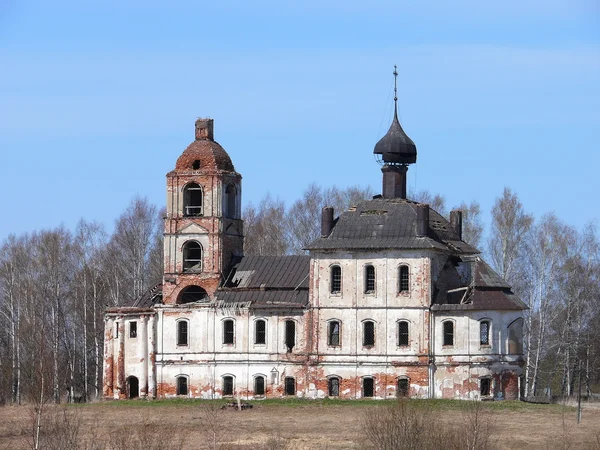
[365,265,375,294]
[508,318,524,354]
[397,321,409,346]
[480,320,490,346]
[285,320,295,353]
[363,320,375,347]
[225,183,237,218]
[328,320,341,347]
[223,319,235,345]
[255,319,266,345]
[177,320,189,346]
[399,265,410,293]
[254,376,266,396]
[183,182,203,216]
[284,377,296,396]
[443,321,454,346]
[178,286,208,304]
[330,265,342,294]
[222,376,234,396]
[328,377,340,397]
[176,376,188,396]
[182,241,202,272]
[363,377,374,398]
[397,377,409,397]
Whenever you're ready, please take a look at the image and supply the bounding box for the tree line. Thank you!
[0,184,598,405]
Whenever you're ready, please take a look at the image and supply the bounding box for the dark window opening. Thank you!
[177,376,188,396]
[443,321,454,346]
[223,376,234,396]
[330,265,341,294]
[399,265,410,293]
[127,376,139,399]
[254,377,265,396]
[179,285,208,304]
[328,377,340,397]
[183,241,202,272]
[192,160,200,170]
[398,321,409,346]
[177,321,188,346]
[255,319,266,345]
[183,183,203,216]
[397,378,409,397]
[365,265,375,293]
[480,378,491,396]
[480,320,490,345]
[225,184,237,218]
[328,321,341,347]
[285,320,295,353]
[129,321,137,338]
[284,377,296,396]
[223,319,235,345]
[508,318,524,354]
[363,378,374,398]
[363,321,375,347]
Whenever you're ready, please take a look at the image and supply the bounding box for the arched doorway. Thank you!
[127,376,139,399]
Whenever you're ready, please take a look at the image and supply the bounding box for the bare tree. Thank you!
[409,189,447,216]
[454,200,484,248]
[243,194,289,256]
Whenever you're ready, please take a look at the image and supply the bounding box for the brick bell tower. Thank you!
[161,119,244,305]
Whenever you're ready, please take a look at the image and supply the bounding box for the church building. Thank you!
[103,86,526,401]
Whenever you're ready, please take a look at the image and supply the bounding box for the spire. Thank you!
[393,64,398,120]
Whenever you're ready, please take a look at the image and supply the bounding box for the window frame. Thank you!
[362,320,375,348]
[182,241,203,273]
[222,375,234,396]
[177,319,189,346]
[253,375,266,397]
[327,376,341,397]
[364,264,376,294]
[362,377,375,398]
[327,320,341,347]
[397,320,409,347]
[480,377,492,397]
[183,182,203,217]
[176,375,188,396]
[397,377,410,397]
[442,320,454,347]
[254,318,267,345]
[223,319,235,345]
[330,265,342,294]
[129,321,137,339]
[479,319,491,346]
[284,377,296,396]
[284,319,296,353]
[225,183,237,218]
[398,265,410,293]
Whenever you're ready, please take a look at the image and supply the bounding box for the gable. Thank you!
[178,222,209,235]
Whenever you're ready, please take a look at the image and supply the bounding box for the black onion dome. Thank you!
[374,112,417,165]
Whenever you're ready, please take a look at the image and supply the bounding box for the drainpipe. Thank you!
[429,309,435,399]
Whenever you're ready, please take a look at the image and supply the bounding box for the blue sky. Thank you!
[1,0,599,241]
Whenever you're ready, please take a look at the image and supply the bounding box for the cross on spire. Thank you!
[393,65,398,118]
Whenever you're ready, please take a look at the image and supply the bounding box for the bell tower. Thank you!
[162,118,244,305]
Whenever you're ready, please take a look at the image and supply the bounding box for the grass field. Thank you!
[0,399,598,449]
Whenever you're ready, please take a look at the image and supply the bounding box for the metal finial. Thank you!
[393,65,398,119]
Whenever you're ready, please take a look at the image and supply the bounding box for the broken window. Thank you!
[255,319,266,345]
[183,182,203,216]
[127,376,139,399]
[183,241,203,272]
[178,285,208,304]
[285,320,296,353]
[223,319,235,345]
[363,321,375,347]
[397,321,409,346]
[254,376,265,396]
[177,320,188,346]
[223,376,234,396]
[328,377,340,397]
[192,159,200,170]
[480,320,490,346]
[443,321,454,346]
[328,320,341,347]
[508,318,523,354]
[177,376,188,396]
[129,321,137,338]
[397,377,409,397]
[225,183,237,218]
[363,377,374,398]
[365,265,375,293]
[284,377,296,396]
[399,265,410,293]
[330,265,341,294]
[480,377,491,396]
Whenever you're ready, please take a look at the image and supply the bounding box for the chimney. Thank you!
[195,118,214,140]
[321,207,334,237]
[416,204,429,237]
[450,210,463,240]
[381,164,408,199]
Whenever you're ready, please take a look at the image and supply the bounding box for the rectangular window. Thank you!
[177,377,188,396]
[254,377,265,396]
[330,266,342,294]
[255,319,266,345]
[399,265,410,292]
[363,321,375,347]
[223,376,234,396]
[397,378,409,397]
[177,321,188,346]
[443,321,454,346]
[397,321,409,346]
[480,321,490,345]
[285,320,295,352]
[328,321,341,346]
[129,321,137,338]
[328,378,340,397]
[223,320,234,345]
[284,377,296,396]
[365,265,375,293]
[363,378,374,398]
[480,378,491,396]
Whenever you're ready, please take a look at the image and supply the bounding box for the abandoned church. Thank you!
[103,89,526,401]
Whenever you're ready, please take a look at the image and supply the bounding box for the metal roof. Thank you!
[230,255,310,289]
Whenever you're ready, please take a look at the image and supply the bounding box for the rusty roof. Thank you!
[305,198,478,254]
[230,255,310,289]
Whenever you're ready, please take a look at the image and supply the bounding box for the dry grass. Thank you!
[0,399,598,449]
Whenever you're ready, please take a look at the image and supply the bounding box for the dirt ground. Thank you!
[0,400,598,449]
